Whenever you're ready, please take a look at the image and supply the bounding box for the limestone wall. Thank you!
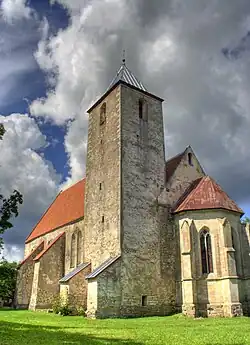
[119,84,176,316]
[176,209,243,317]
[67,264,91,310]
[84,86,121,269]
[30,233,65,309]
[15,242,44,309]
[86,258,121,318]
[24,219,84,276]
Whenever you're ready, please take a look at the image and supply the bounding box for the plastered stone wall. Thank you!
[24,219,84,276]
[176,209,243,317]
[87,258,121,318]
[84,87,121,269]
[63,219,84,274]
[66,264,91,311]
[29,233,65,309]
[119,84,176,316]
[15,242,44,309]
[166,148,205,207]
[25,227,65,257]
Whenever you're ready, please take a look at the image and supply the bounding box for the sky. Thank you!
[0,0,250,261]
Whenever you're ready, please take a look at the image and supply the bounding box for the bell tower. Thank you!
[84,60,175,317]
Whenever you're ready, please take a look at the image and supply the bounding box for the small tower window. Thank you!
[139,99,143,119]
[100,103,106,125]
[188,152,193,166]
[99,183,102,190]
[141,295,147,306]
[101,216,104,223]
[200,229,213,274]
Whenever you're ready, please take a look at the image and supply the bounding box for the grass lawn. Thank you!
[1,309,250,345]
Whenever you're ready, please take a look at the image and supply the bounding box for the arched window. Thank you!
[200,229,213,274]
[70,233,76,268]
[100,103,106,125]
[188,152,193,166]
[77,231,82,265]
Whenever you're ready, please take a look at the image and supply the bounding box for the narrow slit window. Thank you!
[99,183,102,190]
[188,153,193,166]
[100,103,106,125]
[139,100,143,119]
[141,295,147,306]
[101,216,104,223]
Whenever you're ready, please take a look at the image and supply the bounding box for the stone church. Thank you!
[15,60,250,318]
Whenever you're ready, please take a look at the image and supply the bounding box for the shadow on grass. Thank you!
[0,320,142,345]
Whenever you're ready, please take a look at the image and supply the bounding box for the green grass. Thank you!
[1,309,250,345]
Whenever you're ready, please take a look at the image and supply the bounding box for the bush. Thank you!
[52,294,73,316]
[75,306,86,317]
[52,294,61,314]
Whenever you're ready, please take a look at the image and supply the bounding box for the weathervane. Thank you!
[122,49,126,65]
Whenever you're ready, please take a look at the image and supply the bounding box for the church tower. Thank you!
[84,60,175,317]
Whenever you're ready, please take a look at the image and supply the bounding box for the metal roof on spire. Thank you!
[107,58,147,92]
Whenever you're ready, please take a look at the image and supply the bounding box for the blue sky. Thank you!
[0,0,250,260]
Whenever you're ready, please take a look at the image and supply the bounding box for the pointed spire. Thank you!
[107,56,147,92]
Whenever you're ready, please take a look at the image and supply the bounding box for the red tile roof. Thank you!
[34,232,65,261]
[26,179,85,243]
[165,150,186,183]
[173,176,244,215]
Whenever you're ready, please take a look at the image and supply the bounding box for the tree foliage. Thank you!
[0,260,18,301]
[241,216,250,225]
[0,124,23,251]
[0,124,5,140]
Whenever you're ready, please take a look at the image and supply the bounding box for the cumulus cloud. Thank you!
[2,0,250,259]
[29,0,250,206]
[0,0,33,23]
[0,114,60,258]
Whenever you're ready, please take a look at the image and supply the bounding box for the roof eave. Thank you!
[87,80,164,114]
[25,216,84,244]
[173,207,244,216]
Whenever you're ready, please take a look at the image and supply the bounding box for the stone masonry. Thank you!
[15,61,250,318]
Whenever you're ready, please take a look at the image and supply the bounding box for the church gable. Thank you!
[26,179,85,243]
[166,146,205,206]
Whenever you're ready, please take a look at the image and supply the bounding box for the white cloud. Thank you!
[0,0,33,23]
[0,114,60,260]
[3,0,250,260]
[30,0,250,204]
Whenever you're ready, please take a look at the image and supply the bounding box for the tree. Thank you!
[0,260,18,302]
[0,124,23,252]
[0,123,5,140]
[241,216,250,225]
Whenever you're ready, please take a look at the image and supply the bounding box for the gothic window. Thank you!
[70,233,76,268]
[100,103,106,125]
[200,229,213,274]
[77,231,82,266]
[188,153,193,166]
